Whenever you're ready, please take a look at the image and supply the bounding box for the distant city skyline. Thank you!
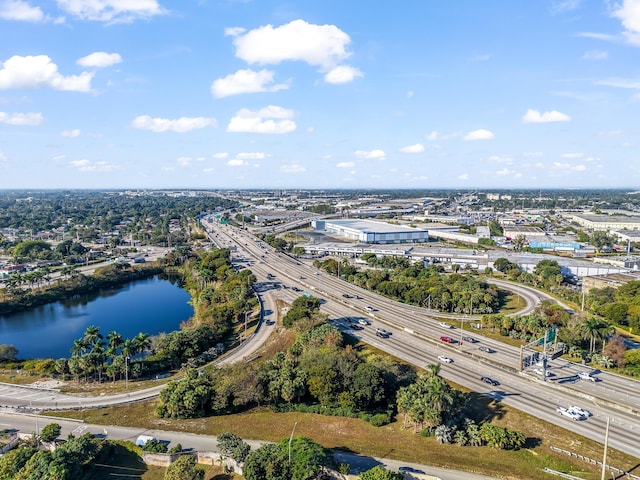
[1,1,639,190]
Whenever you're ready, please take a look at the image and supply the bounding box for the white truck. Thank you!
[578,371,597,382]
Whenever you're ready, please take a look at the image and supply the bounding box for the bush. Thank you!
[369,413,390,427]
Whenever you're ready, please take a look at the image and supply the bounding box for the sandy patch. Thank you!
[30,380,66,390]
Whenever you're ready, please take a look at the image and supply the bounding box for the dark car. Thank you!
[342,293,352,298]
[376,328,390,338]
[462,336,478,343]
[479,346,494,353]
[440,336,454,343]
[399,466,426,474]
[481,376,499,386]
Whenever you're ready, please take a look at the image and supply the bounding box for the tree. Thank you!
[243,438,329,480]
[359,465,403,480]
[243,443,289,480]
[0,344,18,362]
[164,455,204,480]
[39,423,61,443]
[217,432,251,463]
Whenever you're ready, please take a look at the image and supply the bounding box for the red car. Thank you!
[440,336,454,343]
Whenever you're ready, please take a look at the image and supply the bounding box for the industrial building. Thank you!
[565,213,640,231]
[311,219,428,244]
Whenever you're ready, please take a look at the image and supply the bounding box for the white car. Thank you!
[437,355,453,363]
[568,406,592,417]
[556,406,585,421]
[533,368,552,377]
[365,305,375,312]
[358,318,369,326]
[439,322,453,329]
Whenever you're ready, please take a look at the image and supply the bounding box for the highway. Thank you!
[206,218,640,459]
[2,216,639,460]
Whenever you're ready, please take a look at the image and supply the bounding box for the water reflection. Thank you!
[0,276,193,359]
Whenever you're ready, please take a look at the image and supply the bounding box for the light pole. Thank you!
[125,356,130,390]
[288,421,298,464]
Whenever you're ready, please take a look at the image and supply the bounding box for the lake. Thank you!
[0,276,194,359]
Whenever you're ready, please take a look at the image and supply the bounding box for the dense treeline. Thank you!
[0,190,235,244]
[156,318,414,421]
[314,255,501,314]
[0,262,163,315]
[0,433,101,480]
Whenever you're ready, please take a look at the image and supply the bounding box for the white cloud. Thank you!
[522,109,571,123]
[576,32,618,42]
[562,152,584,158]
[406,91,414,98]
[77,52,122,68]
[237,152,269,160]
[228,19,361,83]
[230,19,352,68]
[228,158,248,167]
[227,105,296,134]
[582,49,608,60]
[0,0,44,21]
[458,173,469,181]
[0,55,94,92]
[131,115,216,133]
[0,111,42,125]
[211,69,288,98]
[595,78,640,89]
[612,0,640,45]
[69,158,115,172]
[176,156,192,167]
[399,143,424,154]
[523,151,544,157]
[551,161,589,172]
[61,128,80,137]
[463,129,495,141]
[281,163,306,173]
[336,161,354,168]
[212,152,228,159]
[355,149,385,160]
[487,154,513,164]
[324,65,363,84]
[551,0,581,13]
[224,26,245,37]
[56,0,166,23]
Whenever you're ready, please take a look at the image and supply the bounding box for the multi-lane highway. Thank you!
[2,216,639,460]
[207,217,640,459]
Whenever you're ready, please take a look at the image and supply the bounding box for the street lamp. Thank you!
[125,356,130,390]
[288,421,298,464]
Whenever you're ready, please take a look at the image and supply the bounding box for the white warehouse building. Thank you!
[311,219,428,244]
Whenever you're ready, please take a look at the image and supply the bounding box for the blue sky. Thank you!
[0,0,639,190]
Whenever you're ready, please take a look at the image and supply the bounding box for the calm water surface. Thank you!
[0,276,193,359]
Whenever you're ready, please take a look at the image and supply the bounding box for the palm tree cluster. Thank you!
[62,325,151,383]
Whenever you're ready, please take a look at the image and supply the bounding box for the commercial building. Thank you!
[565,213,640,231]
[311,219,428,244]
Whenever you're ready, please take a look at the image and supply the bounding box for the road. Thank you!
[0,412,500,480]
[2,217,640,460]
[206,219,640,459]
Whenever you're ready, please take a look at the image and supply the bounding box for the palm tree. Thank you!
[435,424,453,444]
[106,331,123,359]
[580,318,612,353]
[83,325,103,347]
[132,332,151,356]
[70,338,87,357]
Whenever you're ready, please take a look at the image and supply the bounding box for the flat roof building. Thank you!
[312,219,428,244]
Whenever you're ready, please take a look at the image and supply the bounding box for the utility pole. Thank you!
[288,422,298,464]
[601,416,610,480]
